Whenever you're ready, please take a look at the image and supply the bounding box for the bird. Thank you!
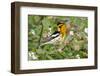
[40,22,67,46]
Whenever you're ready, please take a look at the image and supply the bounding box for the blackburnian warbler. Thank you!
[41,22,67,45]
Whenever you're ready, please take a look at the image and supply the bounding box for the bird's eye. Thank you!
[59,26,61,28]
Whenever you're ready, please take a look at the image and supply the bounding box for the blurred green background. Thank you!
[28,15,88,60]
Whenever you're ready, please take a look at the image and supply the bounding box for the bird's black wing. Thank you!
[41,31,60,43]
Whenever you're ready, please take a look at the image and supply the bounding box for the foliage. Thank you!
[28,15,88,60]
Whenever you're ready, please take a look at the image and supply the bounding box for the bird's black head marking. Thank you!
[57,22,64,25]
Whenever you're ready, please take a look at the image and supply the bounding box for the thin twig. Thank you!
[37,17,44,49]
